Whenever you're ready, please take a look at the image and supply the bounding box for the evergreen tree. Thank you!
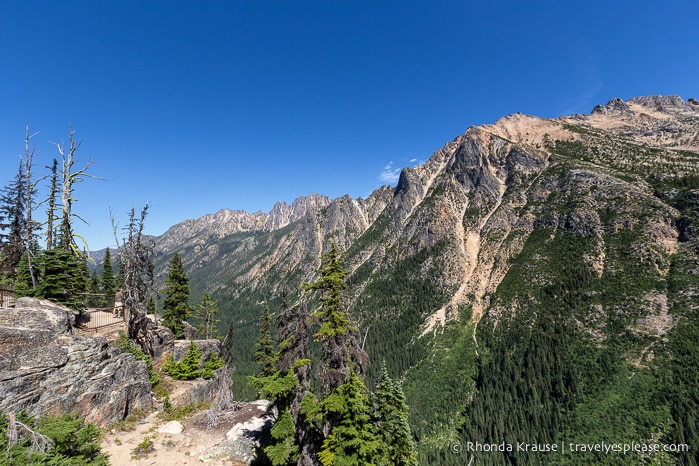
[300,244,378,465]
[372,362,418,466]
[87,270,101,307]
[147,296,157,315]
[162,341,224,380]
[302,242,367,395]
[101,247,116,299]
[255,302,276,376]
[0,410,108,465]
[13,250,35,297]
[249,299,315,466]
[161,252,192,339]
[316,372,380,466]
[0,163,27,279]
[195,291,221,340]
[34,248,87,310]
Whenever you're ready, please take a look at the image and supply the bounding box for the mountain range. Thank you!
[139,95,699,464]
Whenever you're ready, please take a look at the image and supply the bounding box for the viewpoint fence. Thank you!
[0,289,124,331]
[75,293,124,332]
[0,288,16,308]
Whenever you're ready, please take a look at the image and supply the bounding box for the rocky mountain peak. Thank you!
[268,193,331,230]
[591,97,632,115]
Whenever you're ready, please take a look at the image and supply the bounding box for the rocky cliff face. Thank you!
[151,94,698,334]
[147,95,699,462]
[156,193,332,257]
[0,298,153,426]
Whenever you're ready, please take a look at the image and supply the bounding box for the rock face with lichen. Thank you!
[0,297,153,426]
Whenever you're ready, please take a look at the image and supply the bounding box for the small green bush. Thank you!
[162,341,224,381]
[0,410,108,465]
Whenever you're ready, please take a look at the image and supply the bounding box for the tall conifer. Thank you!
[255,302,276,377]
[372,362,418,466]
[302,242,367,394]
[101,248,116,299]
[161,252,192,339]
[0,163,26,278]
[195,291,220,340]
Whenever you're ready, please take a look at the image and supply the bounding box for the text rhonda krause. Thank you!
[463,441,690,454]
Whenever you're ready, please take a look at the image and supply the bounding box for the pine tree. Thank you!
[89,270,100,298]
[161,252,192,339]
[255,302,276,377]
[13,251,35,297]
[249,299,315,466]
[147,296,157,315]
[0,164,25,276]
[101,248,116,300]
[195,291,220,340]
[34,248,87,310]
[300,243,378,465]
[372,362,418,466]
[317,372,380,466]
[302,242,367,395]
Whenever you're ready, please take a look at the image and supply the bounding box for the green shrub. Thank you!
[162,341,224,380]
[0,410,108,465]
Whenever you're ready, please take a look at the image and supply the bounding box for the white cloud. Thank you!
[409,158,418,163]
[378,161,402,184]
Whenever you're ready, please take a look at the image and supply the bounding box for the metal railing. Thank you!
[0,288,16,308]
[75,307,124,331]
[74,293,124,331]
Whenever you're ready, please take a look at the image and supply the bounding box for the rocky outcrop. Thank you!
[168,339,224,408]
[0,297,152,426]
[200,400,274,464]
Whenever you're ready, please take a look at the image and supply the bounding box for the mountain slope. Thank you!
[153,95,699,464]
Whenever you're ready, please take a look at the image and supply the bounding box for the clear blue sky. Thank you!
[1,1,697,250]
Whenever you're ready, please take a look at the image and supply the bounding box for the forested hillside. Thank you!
[149,95,699,464]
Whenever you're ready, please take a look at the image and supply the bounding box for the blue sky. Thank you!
[1,1,697,250]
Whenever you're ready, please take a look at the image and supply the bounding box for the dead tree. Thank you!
[52,126,101,254]
[22,126,40,288]
[5,413,54,455]
[44,158,58,251]
[112,205,157,355]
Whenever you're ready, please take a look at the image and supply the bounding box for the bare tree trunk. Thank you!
[112,206,157,356]
[23,126,39,289]
[45,158,58,251]
[53,126,99,254]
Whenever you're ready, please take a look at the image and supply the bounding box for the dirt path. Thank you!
[100,390,271,465]
[101,408,247,466]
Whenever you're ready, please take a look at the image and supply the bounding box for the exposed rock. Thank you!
[183,320,199,340]
[0,298,152,426]
[200,400,274,465]
[158,420,184,434]
[156,193,332,259]
[129,312,174,361]
[592,97,632,115]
